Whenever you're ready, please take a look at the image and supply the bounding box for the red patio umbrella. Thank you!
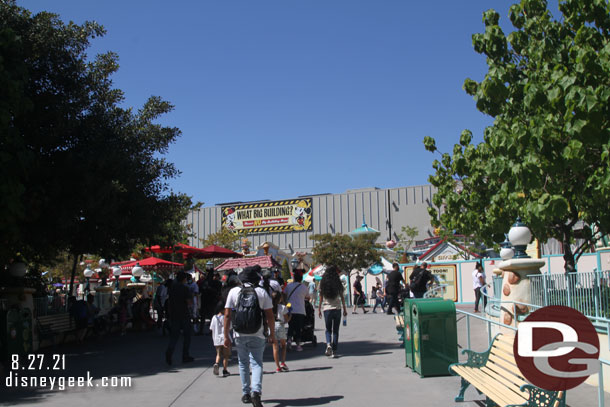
[144,243,208,259]
[120,257,184,272]
[200,245,243,259]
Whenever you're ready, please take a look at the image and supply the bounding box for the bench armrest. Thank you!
[504,385,565,407]
[461,348,490,368]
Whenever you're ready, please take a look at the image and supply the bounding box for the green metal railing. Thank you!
[529,270,610,320]
[33,296,68,317]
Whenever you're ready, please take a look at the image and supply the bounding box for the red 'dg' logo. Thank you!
[514,306,600,391]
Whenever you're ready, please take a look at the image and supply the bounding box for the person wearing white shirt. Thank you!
[472,263,486,313]
[210,303,230,377]
[224,266,275,407]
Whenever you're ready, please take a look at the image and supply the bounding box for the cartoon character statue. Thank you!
[223,207,237,231]
[293,200,311,229]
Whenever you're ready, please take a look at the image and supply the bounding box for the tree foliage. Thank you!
[425,0,610,272]
[201,227,248,252]
[395,226,419,253]
[281,259,291,282]
[0,2,191,269]
[310,233,381,275]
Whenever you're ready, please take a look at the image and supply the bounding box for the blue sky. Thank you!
[19,0,536,206]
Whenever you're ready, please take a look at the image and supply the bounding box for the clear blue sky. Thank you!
[19,0,541,207]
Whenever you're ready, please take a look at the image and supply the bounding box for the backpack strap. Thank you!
[286,283,302,302]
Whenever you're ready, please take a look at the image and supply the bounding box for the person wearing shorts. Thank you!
[210,302,230,377]
[272,291,291,373]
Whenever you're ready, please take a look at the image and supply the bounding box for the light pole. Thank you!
[98,259,109,286]
[112,266,122,291]
[83,265,94,297]
[507,217,532,258]
[500,237,515,261]
[132,263,144,283]
[291,258,299,275]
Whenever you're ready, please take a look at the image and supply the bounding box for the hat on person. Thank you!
[269,279,281,293]
[239,265,262,284]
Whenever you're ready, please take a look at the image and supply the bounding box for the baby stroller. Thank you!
[300,299,317,347]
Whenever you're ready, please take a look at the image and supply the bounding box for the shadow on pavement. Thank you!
[264,395,344,406]
[1,329,217,405]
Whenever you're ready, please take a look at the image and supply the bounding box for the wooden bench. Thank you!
[449,333,566,407]
[36,313,77,346]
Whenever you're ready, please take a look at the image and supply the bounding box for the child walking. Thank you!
[210,302,230,377]
[272,291,291,373]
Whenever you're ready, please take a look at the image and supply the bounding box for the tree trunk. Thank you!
[68,253,79,296]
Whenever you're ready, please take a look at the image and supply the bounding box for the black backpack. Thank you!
[232,285,263,334]
[411,269,428,292]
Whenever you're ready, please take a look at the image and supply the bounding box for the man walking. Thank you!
[224,266,276,407]
[284,270,309,351]
[385,263,404,315]
[165,272,194,365]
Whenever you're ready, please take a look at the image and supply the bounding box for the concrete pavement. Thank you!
[1,306,608,406]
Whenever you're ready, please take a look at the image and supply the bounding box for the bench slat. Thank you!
[496,333,516,347]
[487,353,527,379]
[464,366,528,405]
[493,338,515,355]
[452,365,525,406]
[480,366,529,399]
[490,345,519,366]
[483,363,528,389]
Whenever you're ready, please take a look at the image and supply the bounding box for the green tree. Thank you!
[424,0,610,272]
[0,3,191,291]
[310,233,381,275]
[281,259,291,282]
[395,226,419,253]
[201,227,248,251]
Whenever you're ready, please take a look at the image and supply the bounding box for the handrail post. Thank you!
[542,274,548,306]
[466,314,471,350]
[566,273,573,308]
[599,360,605,407]
[595,269,601,319]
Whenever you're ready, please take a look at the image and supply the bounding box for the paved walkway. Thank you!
[1,306,608,406]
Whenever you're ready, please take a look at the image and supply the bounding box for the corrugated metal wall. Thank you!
[187,185,438,253]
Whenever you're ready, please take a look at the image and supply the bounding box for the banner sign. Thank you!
[403,264,457,302]
[221,198,313,234]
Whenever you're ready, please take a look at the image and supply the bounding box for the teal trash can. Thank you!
[411,299,458,377]
[404,298,443,370]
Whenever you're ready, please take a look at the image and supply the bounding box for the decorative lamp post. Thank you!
[499,237,515,261]
[131,263,144,283]
[507,217,532,258]
[497,217,544,334]
[83,265,94,296]
[291,258,299,272]
[112,266,122,291]
[98,259,109,286]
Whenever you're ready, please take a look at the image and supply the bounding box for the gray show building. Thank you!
[186,185,438,253]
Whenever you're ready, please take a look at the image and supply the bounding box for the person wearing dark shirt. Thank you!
[385,263,404,315]
[410,262,432,298]
[351,275,367,314]
[165,272,194,365]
